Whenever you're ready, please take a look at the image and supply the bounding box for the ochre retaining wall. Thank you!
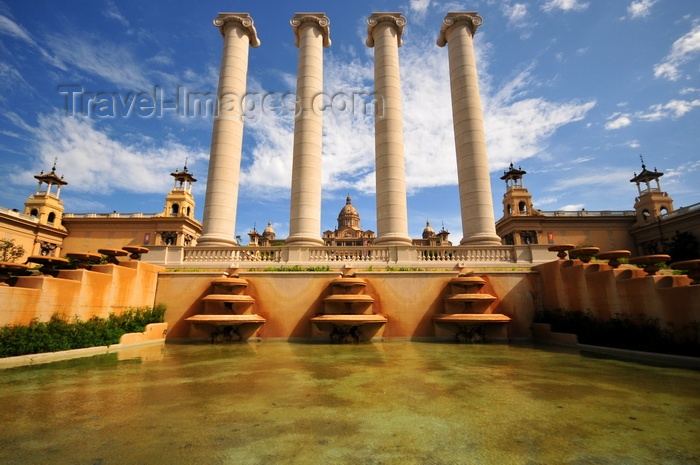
[156,271,541,341]
[534,260,700,328]
[0,262,165,326]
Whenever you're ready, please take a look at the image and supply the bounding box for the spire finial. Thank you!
[183,157,189,171]
[51,157,58,173]
[639,154,646,170]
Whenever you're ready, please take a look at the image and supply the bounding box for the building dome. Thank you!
[262,221,275,240]
[337,195,360,230]
[422,220,435,239]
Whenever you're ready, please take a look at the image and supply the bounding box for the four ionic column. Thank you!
[199,11,502,249]
[286,13,331,246]
[198,13,260,246]
[437,12,502,245]
[366,13,412,246]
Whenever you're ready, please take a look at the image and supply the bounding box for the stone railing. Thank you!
[540,210,635,217]
[183,247,282,263]
[415,246,514,263]
[146,244,554,268]
[0,206,39,223]
[63,212,160,219]
[308,247,390,263]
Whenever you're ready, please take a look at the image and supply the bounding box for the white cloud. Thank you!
[46,33,152,89]
[11,112,208,196]
[103,1,130,28]
[0,15,65,69]
[541,0,589,13]
[238,36,596,198]
[560,204,585,211]
[409,0,431,16]
[502,3,528,26]
[605,114,632,130]
[653,23,700,81]
[627,0,657,20]
[626,140,640,148]
[637,99,700,121]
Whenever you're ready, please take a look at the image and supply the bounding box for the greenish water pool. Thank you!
[1,342,698,464]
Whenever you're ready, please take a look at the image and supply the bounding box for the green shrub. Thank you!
[0,304,166,358]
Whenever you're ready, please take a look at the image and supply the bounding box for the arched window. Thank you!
[170,204,179,216]
[47,212,56,224]
[518,201,527,214]
[507,205,512,215]
[642,209,650,220]
[659,206,668,215]
[30,208,38,218]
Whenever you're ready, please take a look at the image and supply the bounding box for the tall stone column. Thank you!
[437,12,502,245]
[198,13,260,247]
[286,13,331,247]
[366,13,412,246]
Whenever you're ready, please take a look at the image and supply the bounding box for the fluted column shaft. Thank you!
[367,13,412,246]
[199,14,260,246]
[438,12,501,245]
[286,13,331,246]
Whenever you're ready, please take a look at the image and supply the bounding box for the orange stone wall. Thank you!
[0,262,164,326]
[534,260,700,328]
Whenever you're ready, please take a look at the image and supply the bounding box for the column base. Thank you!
[197,234,238,247]
[460,234,503,246]
[373,234,413,247]
[285,235,325,247]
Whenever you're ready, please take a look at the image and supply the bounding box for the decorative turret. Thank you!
[630,156,674,227]
[164,161,197,220]
[500,162,535,218]
[23,159,67,230]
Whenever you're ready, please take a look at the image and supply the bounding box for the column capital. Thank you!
[291,13,331,48]
[366,12,406,47]
[437,12,483,47]
[214,13,261,47]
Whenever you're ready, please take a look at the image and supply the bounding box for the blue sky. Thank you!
[1,0,698,243]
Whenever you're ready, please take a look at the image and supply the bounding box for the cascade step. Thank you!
[202,294,255,303]
[310,314,387,325]
[444,293,496,302]
[449,276,486,288]
[186,314,265,325]
[210,277,249,289]
[323,294,374,304]
[329,277,367,288]
[433,313,511,324]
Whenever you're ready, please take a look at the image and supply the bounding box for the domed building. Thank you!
[412,220,452,247]
[247,221,277,246]
[322,195,375,247]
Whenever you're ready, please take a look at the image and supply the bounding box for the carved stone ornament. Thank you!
[290,13,331,48]
[213,13,261,47]
[437,12,483,47]
[366,12,407,47]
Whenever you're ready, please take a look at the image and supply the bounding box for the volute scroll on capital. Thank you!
[436,12,483,47]
[366,12,407,47]
[213,13,261,47]
[290,13,331,48]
